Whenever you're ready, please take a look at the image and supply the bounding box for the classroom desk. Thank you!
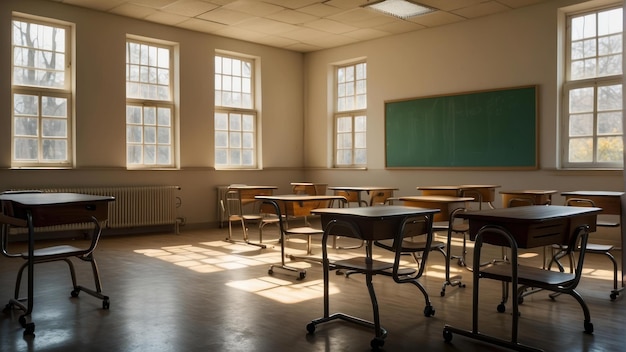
[255,194,346,279]
[399,195,474,295]
[417,184,500,209]
[561,190,625,299]
[327,186,398,207]
[443,205,600,352]
[500,189,557,207]
[0,192,114,334]
[290,182,328,196]
[307,205,439,349]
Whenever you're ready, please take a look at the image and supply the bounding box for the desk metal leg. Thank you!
[264,200,306,280]
[3,212,36,335]
[307,237,387,350]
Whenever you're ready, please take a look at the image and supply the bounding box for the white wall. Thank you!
[303,0,623,211]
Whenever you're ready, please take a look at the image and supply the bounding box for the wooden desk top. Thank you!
[561,190,624,197]
[228,185,277,190]
[328,186,398,192]
[460,205,600,222]
[417,185,500,191]
[256,194,344,202]
[399,195,475,203]
[311,206,439,241]
[0,192,114,206]
[0,193,114,227]
[459,205,601,248]
[499,189,558,195]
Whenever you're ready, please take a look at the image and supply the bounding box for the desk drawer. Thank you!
[19,201,110,227]
[470,219,567,248]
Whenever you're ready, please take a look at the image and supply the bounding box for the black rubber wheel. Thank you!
[103,299,110,309]
[497,303,506,313]
[610,293,617,300]
[424,305,435,317]
[268,269,273,275]
[584,321,594,334]
[306,322,315,334]
[298,272,306,280]
[23,322,35,336]
[440,290,445,297]
[370,337,384,349]
[518,296,524,305]
[71,289,79,298]
[18,315,26,326]
[443,329,453,342]
[460,283,466,288]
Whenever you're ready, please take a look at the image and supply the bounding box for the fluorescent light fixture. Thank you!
[364,0,436,19]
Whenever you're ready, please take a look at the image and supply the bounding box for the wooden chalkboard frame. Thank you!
[384,85,538,170]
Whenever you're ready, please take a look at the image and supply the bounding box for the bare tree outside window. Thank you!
[12,18,71,166]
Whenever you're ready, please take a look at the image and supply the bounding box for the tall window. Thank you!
[126,39,175,168]
[562,6,623,168]
[11,17,72,167]
[214,54,257,168]
[335,62,366,167]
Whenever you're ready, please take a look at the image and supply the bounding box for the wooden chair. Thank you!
[549,198,619,300]
[332,190,367,207]
[368,190,394,206]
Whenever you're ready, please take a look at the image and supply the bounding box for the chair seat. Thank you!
[331,257,394,272]
[481,263,576,287]
[22,245,86,260]
[285,226,324,235]
[375,239,445,252]
[551,243,614,252]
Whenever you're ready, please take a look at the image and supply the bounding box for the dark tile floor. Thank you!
[0,226,623,352]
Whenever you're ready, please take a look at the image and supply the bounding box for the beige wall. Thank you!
[303,0,623,211]
[0,0,307,226]
[0,0,624,234]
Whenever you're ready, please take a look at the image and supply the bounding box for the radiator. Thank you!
[9,186,182,234]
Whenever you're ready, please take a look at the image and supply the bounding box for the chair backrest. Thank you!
[507,197,535,207]
[332,190,365,207]
[292,183,327,196]
[223,190,244,217]
[565,198,596,208]
[369,190,394,206]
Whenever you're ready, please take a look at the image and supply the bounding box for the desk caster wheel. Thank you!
[23,322,35,336]
[440,290,445,297]
[3,303,11,313]
[518,296,524,305]
[71,289,80,297]
[497,303,506,313]
[584,321,593,334]
[370,337,384,350]
[268,267,274,275]
[298,272,306,280]
[103,299,110,309]
[306,322,315,334]
[610,292,618,300]
[424,305,435,317]
[443,329,453,342]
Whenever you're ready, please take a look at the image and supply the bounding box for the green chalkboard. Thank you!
[385,86,538,169]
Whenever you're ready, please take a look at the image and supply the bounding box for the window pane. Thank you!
[569,137,593,162]
[42,118,67,137]
[14,138,38,160]
[597,136,623,162]
[598,111,622,134]
[569,114,593,136]
[569,88,594,113]
[42,139,67,160]
[42,96,67,117]
[14,117,38,136]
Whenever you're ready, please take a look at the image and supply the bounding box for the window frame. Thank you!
[560,5,623,169]
[11,15,73,168]
[125,37,177,169]
[333,61,367,168]
[214,52,259,170]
